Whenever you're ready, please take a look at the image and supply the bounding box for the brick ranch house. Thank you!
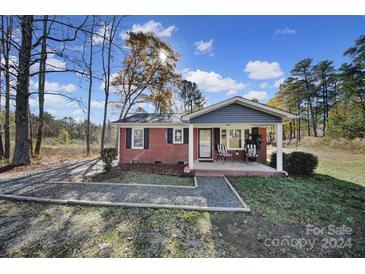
[112,96,297,176]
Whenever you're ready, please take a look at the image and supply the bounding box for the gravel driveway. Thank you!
[0,160,248,212]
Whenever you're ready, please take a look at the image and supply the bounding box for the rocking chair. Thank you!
[216,144,232,161]
[245,144,259,164]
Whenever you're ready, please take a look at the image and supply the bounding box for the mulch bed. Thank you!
[88,163,187,182]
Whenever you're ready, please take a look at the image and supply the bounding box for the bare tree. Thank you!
[100,16,123,153]
[33,15,49,156]
[12,15,33,166]
[83,16,96,155]
[0,16,13,159]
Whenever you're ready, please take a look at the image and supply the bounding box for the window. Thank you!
[132,128,144,149]
[173,128,183,144]
[220,128,244,149]
[229,129,242,149]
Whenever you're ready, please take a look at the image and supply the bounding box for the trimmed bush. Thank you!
[101,147,118,172]
[270,151,318,176]
[269,152,288,170]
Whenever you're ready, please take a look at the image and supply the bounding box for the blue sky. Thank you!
[27,16,365,124]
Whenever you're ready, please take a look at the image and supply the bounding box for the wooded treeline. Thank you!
[268,34,365,141]
[0,15,205,166]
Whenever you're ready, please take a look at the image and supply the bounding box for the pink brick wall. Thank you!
[119,128,189,164]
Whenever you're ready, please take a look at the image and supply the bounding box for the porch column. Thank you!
[276,122,283,172]
[189,124,194,169]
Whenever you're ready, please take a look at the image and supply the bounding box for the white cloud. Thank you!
[243,90,268,101]
[225,90,239,96]
[275,27,296,35]
[274,77,286,88]
[244,60,284,80]
[182,69,248,93]
[259,82,270,89]
[121,20,176,40]
[29,98,38,108]
[99,73,119,93]
[93,23,112,44]
[44,94,67,105]
[194,39,214,55]
[30,54,67,74]
[31,80,76,94]
[91,100,105,109]
[46,54,67,71]
[73,108,84,116]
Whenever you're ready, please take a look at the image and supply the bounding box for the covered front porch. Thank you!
[193,160,278,177]
[187,123,283,176]
[182,97,295,176]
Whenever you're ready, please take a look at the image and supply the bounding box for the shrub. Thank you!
[101,147,118,172]
[269,152,288,170]
[286,151,318,175]
[270,151,318,176]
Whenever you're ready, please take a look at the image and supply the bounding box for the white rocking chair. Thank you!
[216,144,232,161]
[245,144,259,164]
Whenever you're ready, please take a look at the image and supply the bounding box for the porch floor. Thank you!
[193,160,279,177]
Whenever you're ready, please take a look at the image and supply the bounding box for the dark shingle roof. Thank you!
[112,113,186,124]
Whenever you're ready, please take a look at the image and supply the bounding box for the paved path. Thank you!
[0,160,249,212]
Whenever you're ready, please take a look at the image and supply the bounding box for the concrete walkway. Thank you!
[0,161,249,212]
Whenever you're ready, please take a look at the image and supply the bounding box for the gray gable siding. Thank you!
[190,103,282,124]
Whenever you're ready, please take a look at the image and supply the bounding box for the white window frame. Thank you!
[173,128,184,144]
[220,127,249,150]
[132,128,144,149]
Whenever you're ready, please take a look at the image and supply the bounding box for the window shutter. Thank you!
[167,128,173,143]
[213,128,220,151]
[144,128,149,149]
[126,128,132,149]
[183,128,189,144]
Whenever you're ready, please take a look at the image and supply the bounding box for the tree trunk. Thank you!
[308,99,318,137]
[0,125,4,160]
[1,16,12,159]
[100,93,108,152]
[86,19,94,156]
[289,121,293,141]
[34,16,48,156]
[11,16,33,166]
[307,106,310,136]
[100,20,114,154]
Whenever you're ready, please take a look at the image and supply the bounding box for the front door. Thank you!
[198,129,212,159]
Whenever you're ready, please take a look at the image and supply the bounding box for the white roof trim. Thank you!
[182,96,298,120]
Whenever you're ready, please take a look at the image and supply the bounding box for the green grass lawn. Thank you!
[229,175,364,227]
[282,145,365,187]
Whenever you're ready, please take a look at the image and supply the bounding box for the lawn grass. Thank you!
[99,171,194,186]
[229,175,365,227]
[269,143,365,187]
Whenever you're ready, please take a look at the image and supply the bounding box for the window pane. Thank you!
[174,129,182,142]
[133,129,144,147]
[229,138,241,149]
